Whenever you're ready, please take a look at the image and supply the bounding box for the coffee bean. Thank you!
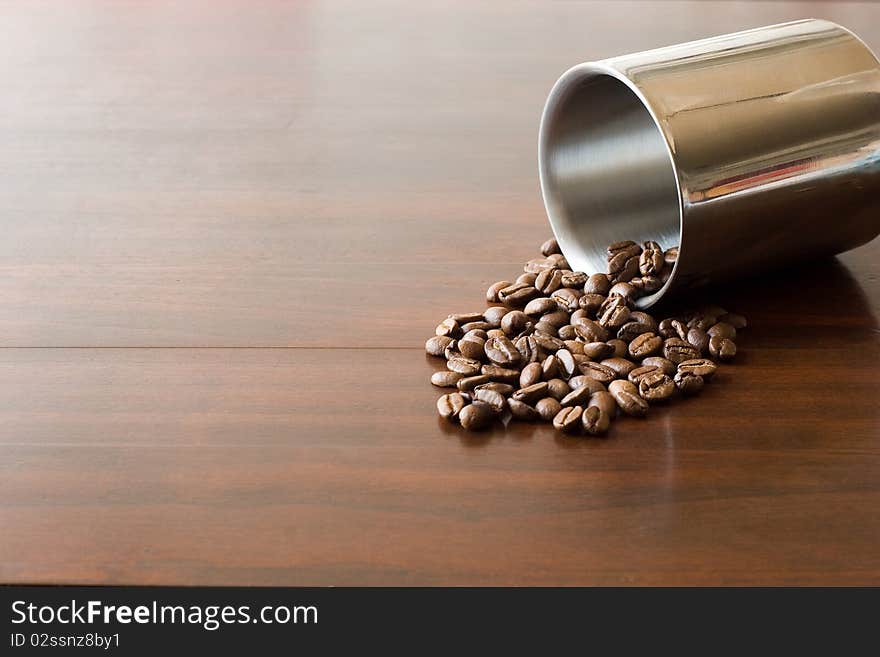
[718,313,747,330]
[674,370,704,395]
[598,296,631,329]
[555,349,577,379]
[523,257,556,274]
[546,253,570,269]
[568,376,606,395]
[561,271,588,288]
[516,272,538,286]
[542,354,561,379]
[599,358,635,379]
[617,321,652,342]
[638,371,675,401]
[572,353,591,369]
[474,388,507,414]
[708,322,737,340]
[677,358,717,378]
[560,385,593,408]
[687,328,710,356]
[663,337,700,364]
[498,283,539,307]
[426,335,453,357]
[639,243,664,276]
[630,276,663,293]
[687,315,715,331]
[629,332,662,359]
[628,364,661,385]
[534,268,564,294]
[607,240,641,259]
[574,319,608,342]
[443,340,460,360]
[541,310,571,328]
[562,340,583,355]
[608,380,649,417]
[664,246,678,265]
[628,311,658,331]
[459,402,495,430]
[607,339,628,359]
[486,329,505,339]
[463,329,488,342]
[578,293,606,316]
[541,237,561,256]
[534,333,564,353]
[447,355,482,376]
[582,341,615,360]
[475,382,515,396]
[536,397,563,421]
[483,306,507,328]
[583,273,611,296]
[658,318,688,340]
[520,362,543,388]
[580,361,617,384]
[486,281,511,303]
[588,390,617,416]
[513,382,549,405]
[436,317,460,337]
[709,335,737,361]
[481,365,520,383]
[553,405,583,433]
[457,374,491,392]
[611,256,640,283]
[437,393,468,420]
[569,309,588,325]
[524,297,558,317]
[485,335,521,366]
[460,321,493,333]
[501,310,533,337]
[641,356,675,376]
[551,288,581,313]
[546,378,571,401]
[582,406,611,436]
[514,335,541,363]
[458,334,486,360]
[431,370,464,387]
[533,320,558,337]
[508,398,540,421]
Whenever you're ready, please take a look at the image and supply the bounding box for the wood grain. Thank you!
[0,0,879,585]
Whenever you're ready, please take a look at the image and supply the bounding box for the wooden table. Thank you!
[2,1,879,586]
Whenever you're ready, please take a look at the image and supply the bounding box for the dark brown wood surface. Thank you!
[2,1,879,586]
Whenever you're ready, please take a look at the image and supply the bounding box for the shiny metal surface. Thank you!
[539,19,880,307]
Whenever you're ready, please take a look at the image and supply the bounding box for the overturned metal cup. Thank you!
[539,19,880,307]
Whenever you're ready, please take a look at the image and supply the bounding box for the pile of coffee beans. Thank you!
[426,238,746,435]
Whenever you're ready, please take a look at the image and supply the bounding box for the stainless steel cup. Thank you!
[539,19,880,307]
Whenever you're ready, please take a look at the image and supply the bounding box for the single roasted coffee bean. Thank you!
[534,268,564,295]
[628,311,658,331]
[516,272,538,286]
[447,355,482,376]
[475,382,515,396]
[473,388,507,414]
[523,257,557,274]
[628,364,661,385]
[448,312,484,325]
[426,335,453,357]
[677,358,717,378]
[456,374,491,392]
[578,293,606,316]
[536,397,563,421]
[561,271,588,288]
[520,362,543,388]
[583,273,611,295]
[501,310,533,337]
[460,321,493,333]
[436,317,460,338]
[687,315,715,331]
[629,332,663,359]
[600,357,637,379]
[541,237,560,256]
[560,385,592,408]
[551,288,581,313]
[607,240,641,259]
[617,321,652,342]
[658,318,688,340]
[462,328,488,341]
[574,319,608,342]
[546,253,570,269]
[545,378,571,401]
[581,406,611,436]
[553,405,583,434]
[534,333,564,353]
[607,282,638,306]
[437,393,468,420]
[568,375,606,395]
[481,365,519,383]
[569,308,588,325]
[541,310,570,328]
[458,334,486,360]
[557,324,578,341]
[611,255,640,284]
[639,243,664,276]
[664,246,678,265]
[443,340,460,360]
[709,335,737,361]
[562,339,583,355]
[432,370,464,387]
[524,297,557,317]
[598,296,631,330]
[638,371,675,401]
[484,335,521,366]
[542,354,561,379]
[607,339,628,359]
[486,280,511,303]
[687,328,710,356]
[630,276,663,293]
[486,329,505,339]
[608,380,649,417]
[580,361,617,385]
[718,312,747,329]
[674,370,704,395]
[708,322,737,340]
[513,382,549,405]
[641,356,675,376]
[582,341,615,360]
[498,283,539,307]
[555,349,577,379]
[663,337,700,364]
[513,335,541,363]
[508,398,540,421]
[588,390,617,416]
[459,401,495,430]
[532,320,557,337]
